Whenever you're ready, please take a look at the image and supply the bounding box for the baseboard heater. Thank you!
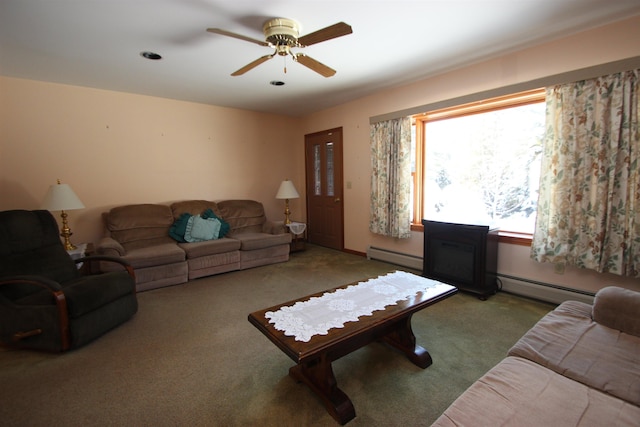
[367,246,423,271]
[366,246,595,305]
[497,274,595,305]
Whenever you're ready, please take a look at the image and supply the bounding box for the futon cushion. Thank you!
[508,300,640,406]
[431,356,640,426]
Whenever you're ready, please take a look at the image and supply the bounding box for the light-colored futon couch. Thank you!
[432,286,640,426]
[96,200,291,292]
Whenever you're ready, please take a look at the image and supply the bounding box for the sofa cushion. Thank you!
[178,238,241,259]
[101,243,185,270]
[232,232,292,251]
[106,204,174,250]
[432,356,640,427]
[170,200,223,220]
[508,300,640,406]
[217,200,267,234]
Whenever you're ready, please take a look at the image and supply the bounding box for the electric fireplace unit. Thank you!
[422,220,499,299]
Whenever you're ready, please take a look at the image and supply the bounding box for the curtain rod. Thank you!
[370,56,640,124]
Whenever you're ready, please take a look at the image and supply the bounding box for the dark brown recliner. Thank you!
[0,209,138,352]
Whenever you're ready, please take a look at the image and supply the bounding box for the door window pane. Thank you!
[326,142,334,197]
[314,144,321,196]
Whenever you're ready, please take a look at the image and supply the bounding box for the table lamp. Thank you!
[276,179,299,225]
[41,179,85,250]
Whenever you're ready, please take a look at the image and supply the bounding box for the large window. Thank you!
[412,89,546,235]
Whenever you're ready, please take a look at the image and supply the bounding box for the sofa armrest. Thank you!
[263,220,287,235]
[96,237,126,256]
[592,286,640,337]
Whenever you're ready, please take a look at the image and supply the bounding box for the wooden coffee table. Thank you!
[248,274,457,424]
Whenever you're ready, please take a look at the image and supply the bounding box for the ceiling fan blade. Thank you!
[206,28,269,47]
[297,22,352,47]
[231,54,275,76]
[294,54,336,77]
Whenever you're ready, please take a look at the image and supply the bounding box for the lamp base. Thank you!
[284,199,292,225]
[59,210,77,251]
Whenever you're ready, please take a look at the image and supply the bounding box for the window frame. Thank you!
[410,88,546,246]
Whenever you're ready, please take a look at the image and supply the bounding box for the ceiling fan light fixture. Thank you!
[263,18,300,45]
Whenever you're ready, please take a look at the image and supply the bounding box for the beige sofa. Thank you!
[96,200,291,292]
[432,286,640,426]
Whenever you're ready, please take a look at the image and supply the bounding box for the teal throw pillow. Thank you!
[184,215,222,243]
[202,208,230,238]
[169,213,192,242]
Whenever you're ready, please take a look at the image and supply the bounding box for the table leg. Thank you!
[381,315,433,369]
[289,354,356,425]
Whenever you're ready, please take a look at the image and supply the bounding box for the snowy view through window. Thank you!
[421,102,545,233]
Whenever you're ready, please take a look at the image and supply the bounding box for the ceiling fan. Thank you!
[206,18,352,77]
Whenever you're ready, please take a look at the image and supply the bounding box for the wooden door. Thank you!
[305,128,344,250]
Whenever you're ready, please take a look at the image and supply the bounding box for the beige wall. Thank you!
[2,16,639,294]
[299,15,640,293]
[0,77,303,244]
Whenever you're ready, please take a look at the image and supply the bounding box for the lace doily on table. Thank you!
[265,271,454,342]
[286,222,306,235]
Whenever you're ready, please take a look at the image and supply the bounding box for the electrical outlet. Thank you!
[554,263,565,274]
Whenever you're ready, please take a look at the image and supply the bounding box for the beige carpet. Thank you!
[0,245,554,426]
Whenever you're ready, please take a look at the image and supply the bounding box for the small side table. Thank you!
[286,222,307,253]
[67,243,96,272]
[67,243,88,269]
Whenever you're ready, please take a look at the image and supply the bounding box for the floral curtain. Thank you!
[531,69,640,277]
[370,117,412,238]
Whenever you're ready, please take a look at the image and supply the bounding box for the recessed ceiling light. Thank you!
[270,80,285,86]
[140,51,162,60]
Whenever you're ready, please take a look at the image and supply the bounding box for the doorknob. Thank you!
[334,198,341,203]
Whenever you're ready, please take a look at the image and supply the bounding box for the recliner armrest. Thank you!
[96,237,126,256]
[592,286,640,337]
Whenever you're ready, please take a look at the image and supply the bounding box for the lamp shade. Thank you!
[276,180,300,200]
[41,182,85,211]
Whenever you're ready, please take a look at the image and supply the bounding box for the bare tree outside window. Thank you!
[419,101,545,233]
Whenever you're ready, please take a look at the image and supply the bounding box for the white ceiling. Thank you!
[2,0,640,117]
